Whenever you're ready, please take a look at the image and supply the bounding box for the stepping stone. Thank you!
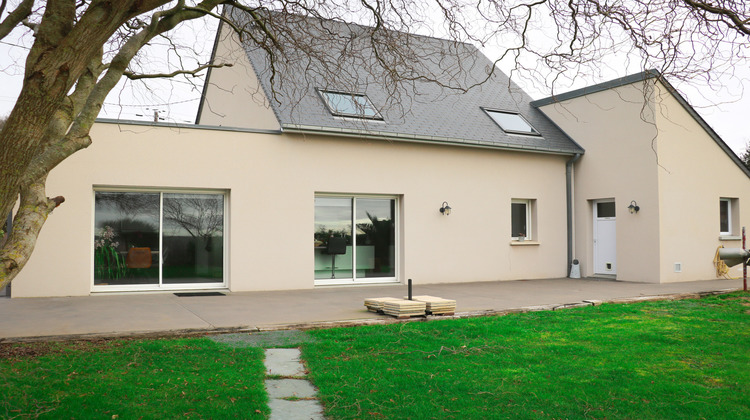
[263,348,325,420]
[268,399,324,420]
[265,348,306,377]
[265,379,318,399]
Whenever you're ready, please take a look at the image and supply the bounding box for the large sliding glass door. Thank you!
[314,195,397,285]
[93,190,225,291]
[162,193,224,284]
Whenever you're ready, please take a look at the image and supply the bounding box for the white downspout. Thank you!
[566,153,582,275]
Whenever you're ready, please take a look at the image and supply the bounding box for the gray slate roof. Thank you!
[228,9,583,155]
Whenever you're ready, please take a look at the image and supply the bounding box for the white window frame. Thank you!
[511,199,532,241]
[91,187,229,293]
[314,193,399,286]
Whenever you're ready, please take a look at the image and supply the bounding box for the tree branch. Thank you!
[0,0,34,41]
[682,0,750,36]
[17,0,227,186]
[123,62,232,80]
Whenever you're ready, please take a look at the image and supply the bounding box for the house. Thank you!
[8,10,749,298]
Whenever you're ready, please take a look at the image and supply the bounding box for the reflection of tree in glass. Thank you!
[96,218,158,245]
[95,193,159,252]
[96,192,159,215]
[357,212,393,244]
[357,212,394,273]
[314,226,351,245]
[163,196,223,251]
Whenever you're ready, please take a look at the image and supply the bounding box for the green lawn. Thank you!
[2,293,748,419]
[0,338,268,418]
[303,293,750,419]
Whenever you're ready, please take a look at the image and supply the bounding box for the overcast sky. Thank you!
[1,18,748,157]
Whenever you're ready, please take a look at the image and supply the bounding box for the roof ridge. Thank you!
[247,7,480,50]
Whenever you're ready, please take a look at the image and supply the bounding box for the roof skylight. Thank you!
[319,90,382,120]
[484,109,540,135]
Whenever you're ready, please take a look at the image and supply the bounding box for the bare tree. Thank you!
[0,0,748,290]
[740,140,750,170]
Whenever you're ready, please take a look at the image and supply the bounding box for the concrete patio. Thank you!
[0,277,743,342]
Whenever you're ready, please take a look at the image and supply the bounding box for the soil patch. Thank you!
[209,330,318,348]
[0,339,122,361]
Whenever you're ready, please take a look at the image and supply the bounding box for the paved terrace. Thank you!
[0,278,743,342]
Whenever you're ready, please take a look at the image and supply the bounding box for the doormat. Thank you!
[174,292,226,297]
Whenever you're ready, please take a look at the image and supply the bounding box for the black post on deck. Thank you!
[408,279,412,300]
[743,227,747,292]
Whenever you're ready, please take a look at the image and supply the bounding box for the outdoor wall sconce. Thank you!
[628,200,640,214]
[440,201,452,216]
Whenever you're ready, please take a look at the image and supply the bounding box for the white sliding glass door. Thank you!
[314,195,397,285]
[93,190,226,291]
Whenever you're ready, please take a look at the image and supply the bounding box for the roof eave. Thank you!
[530,70,661,108]
[282,124,583,155]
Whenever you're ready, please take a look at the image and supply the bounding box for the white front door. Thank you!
[593,200,617,275]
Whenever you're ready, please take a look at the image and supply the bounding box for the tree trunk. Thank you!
[0,0,175,289]
[0,0,170,222]
[0,177,63,291]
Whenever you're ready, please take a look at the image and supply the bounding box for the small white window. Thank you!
[720,198,738,236]
[319,90,382,120]
[484,109,540,135]
[511,199,533,240]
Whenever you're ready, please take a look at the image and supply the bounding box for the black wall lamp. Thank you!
[440,201,452,216]
[628,200,640,214]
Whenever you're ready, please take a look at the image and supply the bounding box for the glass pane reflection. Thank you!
[356,199,395,278]
[597,202,616,218]
[511,202,527,238]
[94,192,159,285]
[162,194,224,284]
[314,197,353,279]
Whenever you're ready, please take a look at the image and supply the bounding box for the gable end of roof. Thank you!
[532,70,750,179]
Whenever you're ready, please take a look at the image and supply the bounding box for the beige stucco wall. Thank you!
[12,122,570,297]
[652,81,750,282]
[537,81,663,282]
[538,79,750,283]
[196,23,280,130]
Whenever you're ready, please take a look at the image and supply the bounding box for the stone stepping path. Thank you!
[264,348,324,419]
